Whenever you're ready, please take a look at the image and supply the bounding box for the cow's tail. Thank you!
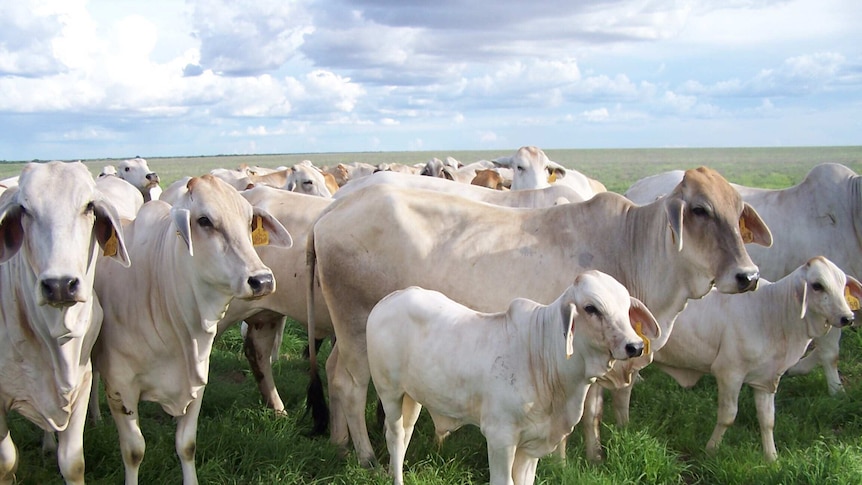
[305,226,329,436]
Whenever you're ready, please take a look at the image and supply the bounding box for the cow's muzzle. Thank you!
[735,271,759,292]
[247,273,275,298]
[40,277,82,307]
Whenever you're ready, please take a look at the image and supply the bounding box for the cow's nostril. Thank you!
[248,274,274,295]
[41,277,80,304]
[625,342,643,358]
[736,272,759,292]
[840,315,854,327]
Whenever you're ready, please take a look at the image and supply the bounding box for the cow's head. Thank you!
[0,161,129,318]
[795,256,862,337]
[170,175,292,303]
[665,166,771,295]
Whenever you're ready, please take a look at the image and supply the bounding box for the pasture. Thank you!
[6,145,862,484]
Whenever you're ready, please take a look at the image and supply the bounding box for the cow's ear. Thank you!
[844,275,862,313]
[492,156,513,168]
[171,207,193,256]
[547,161,566,183]
[0,189,24,264]
[665,198,684,252]
[740,202,772,247]
[251,207,293,248]
[796,273,809,319]
[93,198,131,268]
[629,297,660,355]
[562,302,577,358]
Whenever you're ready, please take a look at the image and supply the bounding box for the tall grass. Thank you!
[5,146,862,484]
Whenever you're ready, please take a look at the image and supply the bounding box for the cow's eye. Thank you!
[584,305,601,317]
[124,167,130,172]
[197,216,213,228]
[302,180,314,185]
[812,282,824,292]
[691,206,709,217]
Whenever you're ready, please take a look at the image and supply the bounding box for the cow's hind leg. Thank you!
[330,337,376,467]
[788,329,844,395]
[0,412,18,485]
[511,449,538,485]
[380,391,419,485]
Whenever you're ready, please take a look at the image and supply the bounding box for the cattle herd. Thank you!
[0,147,860,485]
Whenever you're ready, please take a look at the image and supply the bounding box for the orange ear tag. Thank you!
[634,321,651,355]
[548,172,557,183]
[845,286,861,311]
[103,226,119,257]
[251,215,270,246]
[739,216,754,244]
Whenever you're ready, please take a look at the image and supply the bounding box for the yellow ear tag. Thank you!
[103,226,119,257]
[845,286,861,311]
[548,172,557,183]
[251,215,269,246]
[634,321,651,355]
[739,216,754,244]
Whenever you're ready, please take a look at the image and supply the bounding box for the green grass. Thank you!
[5,146,862,484]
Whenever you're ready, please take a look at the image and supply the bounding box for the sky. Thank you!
[1,0,860,161]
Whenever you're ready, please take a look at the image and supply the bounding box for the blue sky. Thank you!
[1,0,860,161]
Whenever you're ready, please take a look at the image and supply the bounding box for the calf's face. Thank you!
[797,257,862,337]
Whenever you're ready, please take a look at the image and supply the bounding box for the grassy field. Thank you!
[6,146,862,484]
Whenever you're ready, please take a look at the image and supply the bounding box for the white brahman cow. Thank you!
[654,256,862,461]
[0,161,129,485]
[492,146,605,199]
[625,163,862,396]
[247,162,334,198]
[91,175,292,485]
[333,170,585,206]
[117,157,161,202]
[369,272,660,485]
[305,166,771,466]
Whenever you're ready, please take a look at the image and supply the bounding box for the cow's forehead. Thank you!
[184,174,252,217]
[515,146,547,166]
[18,162,95,208]
[677,166,742,209]
[574,270,631,311]
[806,256,845,287]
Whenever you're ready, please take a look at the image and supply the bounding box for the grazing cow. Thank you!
[493,146,604,199]
[306,167,771,466]
[117,157,161,202]
[91,175,292,485]
[334,170,585,206]
[654,256,862,461]
[0,161,129,485]
[625,163,862,396]
[369,272,660,485]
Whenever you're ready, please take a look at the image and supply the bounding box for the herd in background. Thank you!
[0,146,860,485]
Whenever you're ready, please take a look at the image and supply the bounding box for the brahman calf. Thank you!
[92,175,292,485]
[0,161,129,485]
[654,256,862,461]
[368,271,660,485]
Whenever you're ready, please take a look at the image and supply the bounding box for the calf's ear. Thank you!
[844,275,862,313]
[740,203,772,247]
[562,302,577,358]
[796,273,809,319]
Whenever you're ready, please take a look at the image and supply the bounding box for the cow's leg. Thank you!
[511,448,538,485]
[754,388,778,462]
[325,344,350,455]
[42,430,57,455]
[485,440,517,485]
[400,394,422,453]
[582,382,605,462]
[788,329,844,395]
[106,386,145,484]
[611,382,634,426]
[379,391,409,485]
[88,370,103,423]
[330,336,376,467]
[175,391,204,485]
[243,311,287,413]
[707,374,743,454]
[56,372,90,485]
[0,412,18,485]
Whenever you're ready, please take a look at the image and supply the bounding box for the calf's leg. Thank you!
[754,388,778,462]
